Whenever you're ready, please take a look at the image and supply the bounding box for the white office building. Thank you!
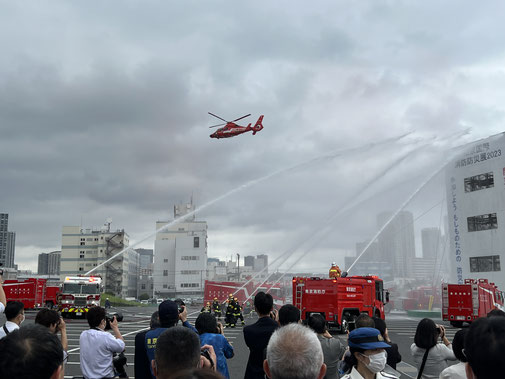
[153,202,208,298]
[446,133,505,290]
[60,223,138,298]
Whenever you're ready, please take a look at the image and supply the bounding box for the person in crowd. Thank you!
[0,272,6,313]
[372,317,401,370]
[170,368,225,379]
[151,326,217,379]
[355,314,375,329]
[195,312,234,379]
[79,306,125,379]
[135,311,161,379]
[0,323,64,379]
[0,300,25,338]
[278,304,301,326]
[439,329,467,379]
[144,300,198,378]
[339,313,377,374]
[35,308,68,355]
[212,298,222,320]
[464,316,505,379]
[410,318,456,379]
[105,297,111,309]
[307,313,345,379]
[263,323,327,379]
[340,327,398,379]
[243,291,278,379]
[487,308,505,317]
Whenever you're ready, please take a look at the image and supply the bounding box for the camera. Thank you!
[174,298,185,314]
[113,352,128,378]
[201,348,214,368]
[104,315,116,331]
[436,326,441,334]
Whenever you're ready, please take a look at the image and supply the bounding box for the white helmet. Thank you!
[331,262,336,266]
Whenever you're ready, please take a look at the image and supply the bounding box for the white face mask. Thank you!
[363,351,387,373]
[20,314,25,324]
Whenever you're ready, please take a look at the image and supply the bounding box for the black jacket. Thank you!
[134,330,153,379]
[385,342,402,370]
[243,316,278,379]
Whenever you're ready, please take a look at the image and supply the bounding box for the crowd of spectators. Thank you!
[1,273,505,379]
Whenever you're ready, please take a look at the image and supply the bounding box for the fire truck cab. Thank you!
[442,278,505,327]
[59,276,102,318]
[293,275,388,332]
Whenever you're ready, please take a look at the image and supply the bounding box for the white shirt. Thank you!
[0,320,20,339]
[439,362,467,379]
[79,328,125,379]
[411,343,457,379]
[0,302,4,313]
[341,366,399,379]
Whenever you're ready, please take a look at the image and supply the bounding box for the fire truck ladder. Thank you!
[294,284,303,309]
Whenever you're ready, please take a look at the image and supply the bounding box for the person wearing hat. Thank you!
[212,297,222,320]
[341,327,399,379]
[142,300,198,378]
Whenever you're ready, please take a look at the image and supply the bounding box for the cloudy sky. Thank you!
[2,1,505,273]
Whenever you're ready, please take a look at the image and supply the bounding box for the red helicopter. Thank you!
[209,112,264,139]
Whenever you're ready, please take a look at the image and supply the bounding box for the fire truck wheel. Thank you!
[450,321,463,328]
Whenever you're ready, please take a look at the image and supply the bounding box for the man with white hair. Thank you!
[263,323,327,379]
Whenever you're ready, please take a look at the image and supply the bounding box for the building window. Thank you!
[81,238,85,241]
[470,255,501,272]
[78,267,84,271]
[181,270,199,275]
[194,237,199,248]
[467,213,498,232]
[80,242,85,246]
[464,172,494,193]
[79,252,85,259]
[141,284,146,289]
[163,259,168,263]
[163,270,168,276]
[181,256,199,261]
[163,284,168,289]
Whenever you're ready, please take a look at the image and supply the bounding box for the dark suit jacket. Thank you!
[134,330,153,379]
[385,342,402,370]
[243,316,278,379]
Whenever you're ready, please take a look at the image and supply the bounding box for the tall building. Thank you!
[244,255,255,268]
[137,248,153,298]
[355,240,380,261]
[377,210,416,279]
[153,201,208,298]
[445,133,505,290]
[421,227,441,259]
[38,251,61,275]
[0,213,16,268]
[60,223,137,298]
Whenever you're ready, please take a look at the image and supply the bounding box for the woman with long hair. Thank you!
[195,312,234,379]
[410,318,456,378]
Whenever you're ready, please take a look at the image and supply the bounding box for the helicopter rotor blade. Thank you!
[232,114,251,122]
[209,123,226,129]
[208,112,228,122]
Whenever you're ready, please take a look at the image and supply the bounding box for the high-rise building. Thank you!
[38,251,61,275]
[0,213,16,268]
[377,210,416,279]
[137,248,153,298]
[355,240,380,261]
[153,202,208,298]
[445,133,505,290]
[421,227,441,260]
[60,224,137,298]
[244,255,255,268]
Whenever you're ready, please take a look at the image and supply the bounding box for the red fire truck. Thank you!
[59,276,102,318]
[292,275,389,332]
[442,278,505,327]
[403,286,442,311]
[3,278,60,309]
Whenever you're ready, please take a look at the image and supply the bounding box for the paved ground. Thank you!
[11,307,463,378]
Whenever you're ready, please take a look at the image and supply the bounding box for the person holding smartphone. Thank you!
[411,318,456,378]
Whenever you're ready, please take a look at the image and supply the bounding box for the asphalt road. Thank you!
[10,307,462,379]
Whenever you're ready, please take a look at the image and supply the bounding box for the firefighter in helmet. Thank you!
[329,262,342,279]
[226,295,236,328]
[212,297,221,320]
[200,302,211,314]
[233,297,245,325]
